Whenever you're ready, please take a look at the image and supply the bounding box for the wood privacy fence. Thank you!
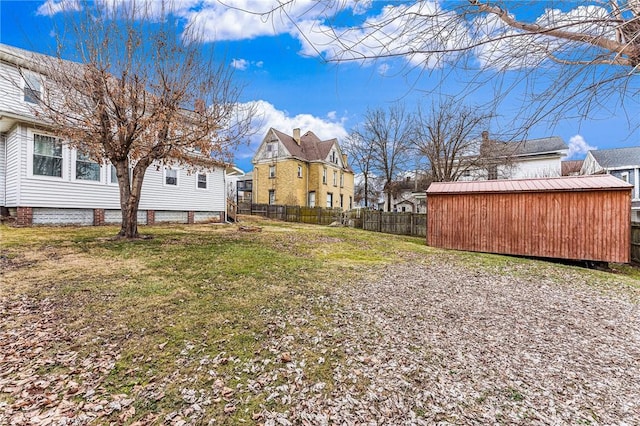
[238,203,427,237]
[632,222,640,264]
[346,210,427,237]
[237,203,342,225]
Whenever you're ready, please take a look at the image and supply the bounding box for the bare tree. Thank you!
[265,1,640,130]
[342,132,378,207]
[29,0,253,238]
[356,105,413,211]
[412,98,506,182]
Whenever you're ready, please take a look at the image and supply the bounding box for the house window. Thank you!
[110,165,118,184]
[322,168,327,184]
[75,151,100,181]
[269,189,275,205]
[349,196,352,210]
[326,192,333,208]
[487,165,498,180]
[333,171,337,186]
[24,73,41,103]
[340,173,344,187]
[165,168,178,186]
[297,165,303,178]
[33,134,62,177]
[266,142,277,157]
[269,165,276,178]
[340,194,343,208]
[197,173,207,189]
[308,191,316,207]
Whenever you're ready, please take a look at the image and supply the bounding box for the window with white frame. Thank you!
[266,142,277,157]
[340,173,344,187]
[33,134,63,177]
[24,73,41,103]
[326,192,333,208]
[333,171,337,186]
[197,173,207,189]
[308,191,316,207]
[110,165,118,184]
[269,189,276,205]
[269,165,276,178]
[297,165,303,178]
[165,168,178,186]
[322,168,327,184]
[75,151,101,181]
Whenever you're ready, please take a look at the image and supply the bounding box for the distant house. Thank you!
[0,43,228,226]
[459,133,569,181]
[235,172,253,203]
[251,128,355,209]
[386,175,431,213]
[581,147,640,220]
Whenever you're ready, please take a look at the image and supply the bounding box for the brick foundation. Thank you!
[16,207,33,226]
[147,210,155,225]
[93,209,105,226]
[187,211,195,224]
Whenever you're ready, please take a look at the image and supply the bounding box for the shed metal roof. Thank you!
[426,175,632,194]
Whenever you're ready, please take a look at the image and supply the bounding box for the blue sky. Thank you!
[1,0,638,173]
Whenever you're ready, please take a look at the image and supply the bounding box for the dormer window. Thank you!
[24,73,42,103]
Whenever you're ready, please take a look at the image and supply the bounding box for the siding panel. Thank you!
[428,183,631,263]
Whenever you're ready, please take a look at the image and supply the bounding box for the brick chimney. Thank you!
[293,128,301,145]
[342,154,348,166]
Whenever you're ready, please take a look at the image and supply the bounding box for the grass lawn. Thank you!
[1,217,638,424]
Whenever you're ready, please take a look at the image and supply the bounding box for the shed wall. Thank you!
[427,190,630,263]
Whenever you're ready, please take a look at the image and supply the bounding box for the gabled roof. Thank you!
[270,128,351,170]
[512,136,568,156]
[589,147,640,168]
[427,175,632,194]
[561,160,584,176]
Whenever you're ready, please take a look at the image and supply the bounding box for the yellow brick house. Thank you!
[252,128,355,209]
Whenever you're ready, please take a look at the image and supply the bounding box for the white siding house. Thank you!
[581,147,640,221]
[0,43,227,226]
[459,135,569,181]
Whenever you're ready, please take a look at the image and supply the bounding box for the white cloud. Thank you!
[293,2,467,68]
[233,100,348,160]
[567,134,596,159]
[37,0,81,16]
[377,63,390,75]
[231,58,249,70]
[473,5,614,70]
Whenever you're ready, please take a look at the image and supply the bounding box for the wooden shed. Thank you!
[427,175,632,263]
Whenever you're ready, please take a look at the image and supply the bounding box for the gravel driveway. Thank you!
[261,260,640,425]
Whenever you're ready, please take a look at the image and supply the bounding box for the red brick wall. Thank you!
[16,207,33,226]
[93,209,105,226]
[147,210,155,225]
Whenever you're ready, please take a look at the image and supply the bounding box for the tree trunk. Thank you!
[364,176,369,208]
[115,159,149,238]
